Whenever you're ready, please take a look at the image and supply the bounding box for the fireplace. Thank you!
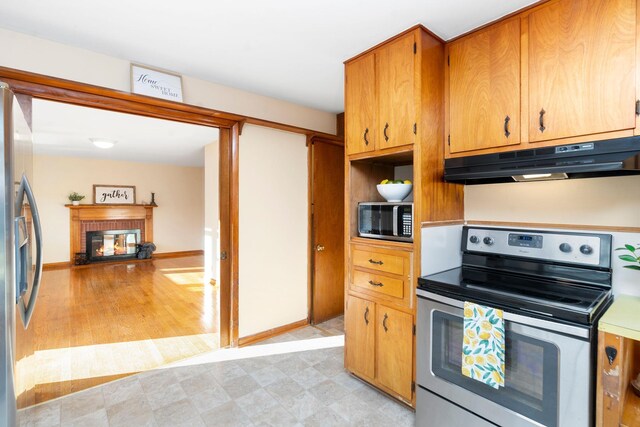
[86,229,141,262]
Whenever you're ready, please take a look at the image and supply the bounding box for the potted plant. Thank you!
[616,244,640,270]
[68,192,85,206]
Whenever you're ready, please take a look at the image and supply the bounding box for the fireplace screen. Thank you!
[87,229,141,261]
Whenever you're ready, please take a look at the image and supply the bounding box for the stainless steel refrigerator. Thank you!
[0,82,43,426]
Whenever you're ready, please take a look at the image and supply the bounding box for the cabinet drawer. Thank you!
[352,270,404,299]
[352,247,407,275]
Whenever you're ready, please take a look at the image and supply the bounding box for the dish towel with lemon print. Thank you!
[462,301,505,389]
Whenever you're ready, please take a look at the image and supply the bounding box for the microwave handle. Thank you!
[393,206,399,236]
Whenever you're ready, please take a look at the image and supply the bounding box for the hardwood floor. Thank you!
[27,255,218,404]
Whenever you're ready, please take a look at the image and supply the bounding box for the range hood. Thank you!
[444,136,640,184]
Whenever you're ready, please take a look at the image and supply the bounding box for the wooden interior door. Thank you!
[376,305,413,400]
[377,33,416,150]
[449,19,521,153]
[311,138,344,324]
[345,295,375,380]
[345,54,376,155]
[528,0,636,143]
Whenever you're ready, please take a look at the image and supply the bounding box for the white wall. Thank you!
[464,176,640,227]
[204,142,220,285]
[33,155,204,264]
[238,125,308,337]
[0,28,337,135]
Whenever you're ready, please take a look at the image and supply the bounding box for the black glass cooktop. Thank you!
[418,266,612,325]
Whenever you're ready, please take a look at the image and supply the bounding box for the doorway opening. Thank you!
[26,98,224,403]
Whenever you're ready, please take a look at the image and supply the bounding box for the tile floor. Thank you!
[19,317,415,426]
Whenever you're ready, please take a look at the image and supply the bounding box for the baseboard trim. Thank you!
[238,318,309,347]
[153,250,204,259]
[43,262,72,271]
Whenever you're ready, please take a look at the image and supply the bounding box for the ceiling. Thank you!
[0,0,537,113]
[32,99,219,167]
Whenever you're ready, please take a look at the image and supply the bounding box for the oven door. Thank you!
[417,291,593,427]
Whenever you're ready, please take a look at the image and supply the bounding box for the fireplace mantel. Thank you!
[67,204,155,262]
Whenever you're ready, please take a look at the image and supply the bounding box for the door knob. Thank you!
[316,244,325,252]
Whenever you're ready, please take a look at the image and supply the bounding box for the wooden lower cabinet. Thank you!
[345,294,414,404]
[376,306,413,401]
[596,330,640,426]
[345,295,375,380]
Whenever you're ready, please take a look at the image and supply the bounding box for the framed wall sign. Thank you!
[131,64,183,102]
[93,185,136,205]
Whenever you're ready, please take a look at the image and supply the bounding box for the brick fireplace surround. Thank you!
[67,204,155,262]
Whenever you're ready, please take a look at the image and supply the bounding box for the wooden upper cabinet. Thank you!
[528,0,637,143]
[376,305,413,400]
[449,19,521,154]
[345,30,418,156]
[346,54,376,155]
[377,33,416,150]
[345,295,375,380]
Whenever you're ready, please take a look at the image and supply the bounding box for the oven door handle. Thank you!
[417,289,590,339]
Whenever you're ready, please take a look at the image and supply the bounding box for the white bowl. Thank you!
[376,183,413,202]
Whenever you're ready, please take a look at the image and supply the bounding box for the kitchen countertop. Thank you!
[598,295,640,340]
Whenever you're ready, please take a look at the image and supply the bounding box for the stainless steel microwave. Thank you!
[358,202,413,242]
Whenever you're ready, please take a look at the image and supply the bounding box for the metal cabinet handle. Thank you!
[316,244,325,252]
[15,174,43,329]
[539,109,546,132]
[368,258,383,265]
[504,115,511,138]
[383,123,389,142]
[368,280,384,287]
[383,313,389,332]
[363,128,369,146]
[364,306,370,325]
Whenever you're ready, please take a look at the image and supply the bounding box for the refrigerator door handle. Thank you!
[15,174,43,328]
[14,215,28,301]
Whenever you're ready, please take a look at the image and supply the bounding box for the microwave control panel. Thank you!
[402,212,412,237]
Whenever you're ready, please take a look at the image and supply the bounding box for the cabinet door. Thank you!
[377,33,416,150]
[345,54,376,155]
[376,305,413,400]
[528,0,636,143]
[449,19,521,153]
[345,295,375,380]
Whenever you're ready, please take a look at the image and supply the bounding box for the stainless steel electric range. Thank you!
[416,226,614,427]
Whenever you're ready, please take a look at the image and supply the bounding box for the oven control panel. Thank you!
[463,226,612,268]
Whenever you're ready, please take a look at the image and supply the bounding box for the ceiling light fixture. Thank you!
[90,138,117,149]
